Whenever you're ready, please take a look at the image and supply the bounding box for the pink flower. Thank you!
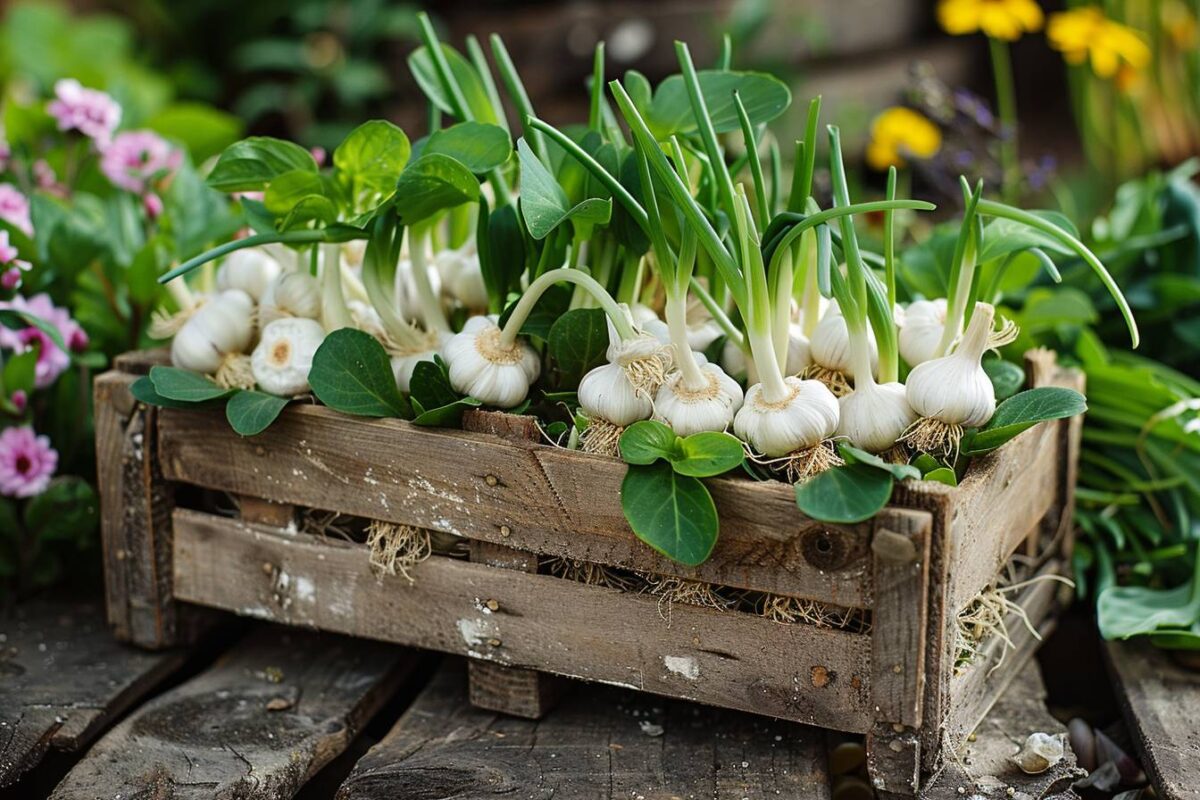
[9,390,26,413]
[47,79,121,145]
[310,146,327,166]
[0,293,84,388]
[143,192,163,220]
[0,185,32,237]
[0,141,10,172]
[0,230,30,273]
[100,131,181,194]
[0,426,57,498]
[1,268,21,291]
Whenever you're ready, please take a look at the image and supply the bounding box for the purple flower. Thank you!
[0,185,32,237]
[0,230,30,273]
[100,130,181,194]
[1,268,21,291]
[9,390,26,413]
[0,293,84,388]
[0,426,57,498]
[47,79,121,145]
[143,192,163,220]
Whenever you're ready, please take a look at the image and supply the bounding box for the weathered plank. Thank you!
[1106,640,1200,800]
[173,509,877,733]
[0,598,189,786]
[50,627,416,800]
[157,404,875,607]
[923,660,1082,799]
[338,659,831,799]
[95,370,178,648]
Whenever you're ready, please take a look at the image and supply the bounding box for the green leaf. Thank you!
[647,70,791,138]
[960,387,1087,456]
[411,395,482,427]
[146,102,243,162]
[407,358,482,427]
[3,348,38,395]
[673,432,744,478]
[1098,578,1200,641]
[24,477,97,543]
[264,170,334,220]
[392,154,481,225]
[407,43,500,125]
[130,376,204,409]
[207,136,318,192]
[795,463,894,524]
[619,420,681,465]
[922,467,958,487]
[424,122,512,174]
[547,308,609,388]
[225,390,290,436]
[838,444,921,482]
[982,357,1025,401]
[149,366,234,403]
[335,119,412,193]
[620,461,719,566]
[0,309,67,354]
[518,138,612,239]
[481,203,526,312]
[979,210,1080,262]
[309,328,412,418]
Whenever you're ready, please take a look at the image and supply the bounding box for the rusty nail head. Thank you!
[484,474,499,487]
[499,525,511,537]
[488,638,502,647]
[486,599,499,612]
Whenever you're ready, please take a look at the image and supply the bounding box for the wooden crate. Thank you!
[94,348,1083,797]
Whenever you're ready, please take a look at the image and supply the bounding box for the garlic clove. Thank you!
[899,298,948,367]
[251,317,326,396]
[810,304,877,377]
[171,290,255,375]
[261,271,322,326]
[216,248,281,302]
[1012,732,1065,775]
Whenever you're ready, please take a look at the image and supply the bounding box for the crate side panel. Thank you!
[159,405,872,606]
[172,509,875,733]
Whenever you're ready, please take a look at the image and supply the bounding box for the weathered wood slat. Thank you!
[157,404,875,607]
[94,370,179,648]
[1106,640,1200,800]
[50,627,416,800]
[0,599,189,787]
[337,659,831,800]
[172,509,877,733]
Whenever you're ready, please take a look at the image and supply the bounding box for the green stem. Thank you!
[492,35,548,165]
[734,185,788,403]
[465,35,508,134]
[589,42,605,132]
[159,229,357,284]
[666,287,708,391]
[675,41,739,240]
[500,268,635,347]
[321,243,354,331]
[988,37,1020,204]
[408,227,451,334]
[935,179,984,357]
[883,166,897,311]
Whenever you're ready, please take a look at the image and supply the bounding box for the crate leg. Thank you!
[467,540,567,719]
[867,724,921,798]
[95,371,178,649]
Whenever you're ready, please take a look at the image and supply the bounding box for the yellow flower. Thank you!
[1047,7,1151,79]
[938,0,1045,41]
[866,108,942,171]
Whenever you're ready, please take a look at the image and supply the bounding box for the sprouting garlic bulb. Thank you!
[899,298,948,367]
[435,244,488,311]
[720,326,810,385]
[578,362,653,427]
[390,330,452,393]
[733,377,839,457]
[251,318,325,396]
[170,290,255,374]
[905,302,997,428]
[260,271,322,326]
[837,380,916,453]
[348,300,386,340]
[654,361,744,436]
[443,316,540,409]
[604,316,673,397]
[810,303,877,377]
[216,249,281,302]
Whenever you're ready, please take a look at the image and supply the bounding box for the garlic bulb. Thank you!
[733,376,839,458]
[899,298,948,367]
[251,318,325,396]
[604,317,673,397]
[721,326,809,385]
[654,361,744,436]
[905,303,997,429]
[390,330,452,393]
[435,244,488,310]
[171,290,254,373]
[442,316,540,408]
[809,303,877,388]
[837,381,916,453]
[216,249,281,302]
[260,271,321,326]
[578,362,653,428]
[630,303,660,326]
[348,299,386,340]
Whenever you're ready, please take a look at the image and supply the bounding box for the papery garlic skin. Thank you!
[810,303,877,376]
[837,381,916,453]
[251,317,326,396]
[171,290,255,373]
[733,376,839,457]
[442,316,540,409]
[260,271,322,326]
[654,362,744,436]
[578,362,652,427]
[899,298,948,367]
[630,303,660,326]
[216,249,281,302]
[435,244,488,310]
[905,303,997,427]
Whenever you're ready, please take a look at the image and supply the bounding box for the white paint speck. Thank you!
[457,617,499,648]
[663,655,699,680]
[295,577,315,603]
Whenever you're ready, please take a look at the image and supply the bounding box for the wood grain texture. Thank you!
[94,370,178,648]
[1106,640,1200,800]
[0,598,188,787]
[337,659,831,800]
[49,627,414,800]
[157,404,875,606]
[172,509,877,733]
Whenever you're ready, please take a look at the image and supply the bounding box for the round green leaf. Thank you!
[619,420,680,465]
[207,136,318,193]
[309,329,412,418]
[620,461,718,566]
[674,432,744,478]
[334,119,412,192]
[982,356,1025,401]
[424,122,512,175]
[393,154,481,225]
[149,366,234,403]
[648,70,791,138]
[795,463,894,524]
[225,390,290,436]
[547,308,608,388]
[960,387,1087,456]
